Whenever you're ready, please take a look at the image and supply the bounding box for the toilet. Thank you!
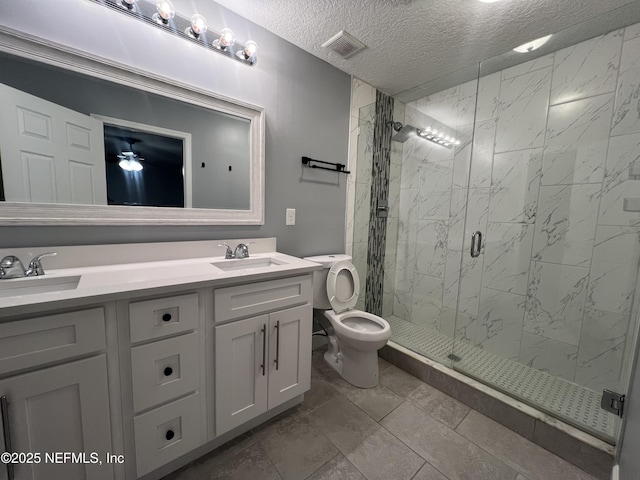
[304,254,391,388]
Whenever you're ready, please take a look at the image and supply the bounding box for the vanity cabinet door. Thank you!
[268,304,312,409]
[0,355,113,480]
[215,315,269,435]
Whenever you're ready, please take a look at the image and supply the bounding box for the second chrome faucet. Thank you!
[218,243,253,259]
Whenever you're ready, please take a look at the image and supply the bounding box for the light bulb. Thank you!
[155,0,175,23]
[218,28,235,48]
[244,40,258,57]
[189,14,207,37]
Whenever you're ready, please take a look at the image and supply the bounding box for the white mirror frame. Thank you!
[0,26,265,225]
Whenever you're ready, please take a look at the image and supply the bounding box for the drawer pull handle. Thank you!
[1,395,14,480]
[162,313,172,322]
[165,429,175,441]
[274,320,280,371]
[164,367,173,377]
[260,324,266,376]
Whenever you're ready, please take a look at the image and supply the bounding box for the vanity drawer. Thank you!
[214,275,312,323]
[0,308,105,376]
[134,393,203,477]
[129,293,198,343]
[131,332,199,412]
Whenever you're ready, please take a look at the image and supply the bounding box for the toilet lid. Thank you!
[326,260,360,313]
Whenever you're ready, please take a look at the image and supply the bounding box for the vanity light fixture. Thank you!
[154,0,175,24]
[188,14,207,38]
[213,28,235,50]
[94,0,259,66]
[513,34,552,53]
[237,41,258,61]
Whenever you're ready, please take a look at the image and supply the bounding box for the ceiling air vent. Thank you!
[321,30,366,59]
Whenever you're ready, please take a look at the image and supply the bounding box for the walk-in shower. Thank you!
[350,9,640,448]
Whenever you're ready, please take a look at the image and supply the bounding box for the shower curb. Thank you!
[380,341,614,480]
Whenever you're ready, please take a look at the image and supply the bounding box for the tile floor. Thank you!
[163,348,599,480]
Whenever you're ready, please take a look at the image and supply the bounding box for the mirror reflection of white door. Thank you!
[0,83,107,204]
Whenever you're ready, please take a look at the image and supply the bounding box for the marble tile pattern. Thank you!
[550,30,622,105]
[525,261,590,346]
[542,94,613,186]
[531,184,600,267]
[495,67,552,153]
[611,34,640,136]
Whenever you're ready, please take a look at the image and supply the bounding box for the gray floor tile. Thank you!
[306,453,366,480]
[380,364,424,397]
[162,434,256,480]
[346,383,404,421]
[298,374,341,416]
[344,425,424,480]
[456,410,598,480]
[408,382,471,429]
[381,402,518,480]
[177,443,282,480]
[306,396,380,452]
[307,397,424,480]
[413,462,451,480]
[378,356,391,371]
[253,411,339,480]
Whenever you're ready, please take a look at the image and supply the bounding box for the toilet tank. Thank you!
[303,254,352,309]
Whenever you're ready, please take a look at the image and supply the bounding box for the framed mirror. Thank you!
[0,26,265,225]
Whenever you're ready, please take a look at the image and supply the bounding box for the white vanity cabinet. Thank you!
[0,308,114,480]
[214,276,312,435]
[124,292,205,478]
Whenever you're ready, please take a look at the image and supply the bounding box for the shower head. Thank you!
[390,122,418,143]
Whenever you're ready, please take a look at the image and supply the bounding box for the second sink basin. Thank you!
[0,275,81,298]
[212,257,287,272]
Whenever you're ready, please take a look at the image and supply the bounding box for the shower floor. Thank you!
[386,315,618,443]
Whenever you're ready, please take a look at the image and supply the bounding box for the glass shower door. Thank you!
[451,23,640,443]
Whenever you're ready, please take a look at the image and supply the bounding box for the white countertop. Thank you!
[0,251,322,318]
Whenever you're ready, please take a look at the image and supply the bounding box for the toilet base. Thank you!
[324,344,380,389]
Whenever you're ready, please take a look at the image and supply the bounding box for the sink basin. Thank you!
[0,275,81,298]
[212,257,287,272]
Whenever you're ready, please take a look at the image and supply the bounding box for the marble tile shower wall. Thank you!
[395,23,640,395]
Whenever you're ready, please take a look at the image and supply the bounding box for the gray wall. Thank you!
[0,0,351,257]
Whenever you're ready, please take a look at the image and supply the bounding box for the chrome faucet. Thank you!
[234,243,251,259]
[0,252,57,279]
[218,243,235,259]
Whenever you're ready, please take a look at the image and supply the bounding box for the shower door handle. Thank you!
[470,231,482,258]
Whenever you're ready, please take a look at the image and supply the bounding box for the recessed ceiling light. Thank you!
[513,34,553,53]
[477,0,503,3]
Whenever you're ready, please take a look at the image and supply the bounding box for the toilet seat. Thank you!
[326,260,360,313]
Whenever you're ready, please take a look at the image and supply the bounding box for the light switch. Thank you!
[286,208,296,225]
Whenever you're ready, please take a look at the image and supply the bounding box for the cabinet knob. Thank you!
[162,313,172,322]
[164,367,173,377]
[165,429,175,441]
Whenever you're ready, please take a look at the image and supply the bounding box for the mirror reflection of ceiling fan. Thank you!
[117,138,145,172]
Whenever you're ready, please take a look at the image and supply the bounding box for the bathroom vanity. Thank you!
[0,238,319,480]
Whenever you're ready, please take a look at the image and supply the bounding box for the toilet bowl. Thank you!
[304,254,391,388]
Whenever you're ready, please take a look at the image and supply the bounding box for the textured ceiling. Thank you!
[213,0,640,100]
